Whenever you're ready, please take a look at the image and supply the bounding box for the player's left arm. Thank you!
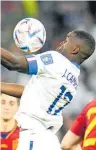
[61,130,82,150]
[1,82,24,98]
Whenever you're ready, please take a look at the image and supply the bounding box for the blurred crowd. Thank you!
[1,1,96,142]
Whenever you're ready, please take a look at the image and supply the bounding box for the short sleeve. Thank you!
[35,51,54,74]
[70,111,86,136]
[25,54,38,75]
[25,51,55,75]
[25,50,66,75]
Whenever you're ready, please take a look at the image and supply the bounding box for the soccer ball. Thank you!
[13,18,46,53]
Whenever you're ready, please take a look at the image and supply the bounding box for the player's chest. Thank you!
[1,138,18,150]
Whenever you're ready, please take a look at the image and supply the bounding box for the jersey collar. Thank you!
[72,62,80,70]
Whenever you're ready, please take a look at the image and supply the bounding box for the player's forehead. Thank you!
[0,94,18,103]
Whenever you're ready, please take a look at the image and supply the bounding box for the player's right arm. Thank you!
[1,48,28,73]
[1,82,24,98]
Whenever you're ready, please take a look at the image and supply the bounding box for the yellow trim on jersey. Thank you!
[0,144,8,148]
[83,138,96,147]
[87,107,96,119]
[83,107,96,147]
[6,121,18,139]
[84,117,96,139]
[12,139,18,150]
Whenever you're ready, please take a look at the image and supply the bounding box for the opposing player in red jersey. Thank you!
[61,99,96,150]
[0,94,20,150]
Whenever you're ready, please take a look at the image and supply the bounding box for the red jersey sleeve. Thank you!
[70,110,87,136]
[70,100,96,137]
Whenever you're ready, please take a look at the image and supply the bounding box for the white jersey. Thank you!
[15,51,80,133]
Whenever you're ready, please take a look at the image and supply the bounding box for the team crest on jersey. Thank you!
[40,54,53,65]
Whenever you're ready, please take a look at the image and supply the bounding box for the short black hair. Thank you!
[73,30,95,55]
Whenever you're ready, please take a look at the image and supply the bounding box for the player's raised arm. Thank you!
[1,82,24,98]
[1,48,28,73]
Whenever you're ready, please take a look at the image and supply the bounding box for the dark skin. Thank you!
[0,31,93,97]
[1,48,28,73]
[57,31,88,64]
[1,31,85,74]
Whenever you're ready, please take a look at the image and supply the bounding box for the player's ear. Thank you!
[72,45,80,54]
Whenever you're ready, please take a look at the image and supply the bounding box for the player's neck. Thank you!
[64,54,81,65]
[56,49,81,65]
[0,118,16,132]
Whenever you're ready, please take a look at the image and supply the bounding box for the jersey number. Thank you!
[47,85,73,115]
[83,107,96,147]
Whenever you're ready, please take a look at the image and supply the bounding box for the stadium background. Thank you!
[1,1,96,141]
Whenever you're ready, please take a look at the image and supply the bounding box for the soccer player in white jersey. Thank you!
[1,30,95,150]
